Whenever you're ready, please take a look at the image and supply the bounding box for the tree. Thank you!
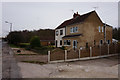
[7,32,22,44]
[113,27,120,41]
[30,36,41,48]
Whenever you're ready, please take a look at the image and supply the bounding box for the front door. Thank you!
[73,40,77,50]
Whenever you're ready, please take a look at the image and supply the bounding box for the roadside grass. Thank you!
[9,44,20,48]
[21,61,47,65]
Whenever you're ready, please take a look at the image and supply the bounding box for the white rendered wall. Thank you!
[55,28,65,47]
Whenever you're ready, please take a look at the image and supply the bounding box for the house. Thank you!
[40,40,55,46]
[55,11,112,50]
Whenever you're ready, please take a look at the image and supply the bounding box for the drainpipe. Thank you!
[104,23,106,43]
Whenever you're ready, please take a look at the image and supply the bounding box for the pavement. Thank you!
[2,41,22,78]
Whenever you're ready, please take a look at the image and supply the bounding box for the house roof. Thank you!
[62,34,82,38]
[103,23,112,28]
[56,11,95,29]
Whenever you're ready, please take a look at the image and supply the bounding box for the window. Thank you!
[99,26,101,32]
[73,27,76,32]
[60,40,62,45]
[86,42,88,48]
[76,27,78,32]
[100,40,103,45]
[64,40,71,45]
[70,28,73,33]
[102,27,104,32]
[70,27,78,33]
[64,40,67,45]
[67,40,71,45]
[107,40,110,44]
[60,30,63,35]
[56,31,58,36]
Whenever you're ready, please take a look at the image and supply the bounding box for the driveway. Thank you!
[18,56,118,78]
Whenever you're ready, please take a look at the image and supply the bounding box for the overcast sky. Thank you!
[2,2,118,37]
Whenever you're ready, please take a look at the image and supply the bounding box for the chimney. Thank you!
[73,12,80,18]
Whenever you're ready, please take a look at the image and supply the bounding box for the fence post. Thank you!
[90,47,92,58]
[65,50,67,61]
[48,51,50,63]
[79,49,81,60]
[108,44,109,55]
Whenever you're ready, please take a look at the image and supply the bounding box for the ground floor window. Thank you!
[107,40,110,44]
[64,40,71,45]
[86,42,88,48]
[60,40,62,45]
[100,40,103,45]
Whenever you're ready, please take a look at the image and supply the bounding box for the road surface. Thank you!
[2,41,22,78]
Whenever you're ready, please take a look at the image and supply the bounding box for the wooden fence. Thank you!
[48,43,119,63]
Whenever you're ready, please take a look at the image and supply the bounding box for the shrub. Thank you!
[60,46,66,50]
[30,36,41,48]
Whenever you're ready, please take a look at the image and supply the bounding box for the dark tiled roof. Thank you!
[103,23,112,27]
[56,11,95,29]
[62,34,82,38]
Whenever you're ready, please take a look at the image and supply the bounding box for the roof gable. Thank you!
[56,11,95,29]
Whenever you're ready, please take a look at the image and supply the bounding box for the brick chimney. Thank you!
[73,12,80,18]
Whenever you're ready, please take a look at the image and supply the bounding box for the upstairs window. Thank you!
[70,28,73,33]
[76,27,78,32]
[70,27,78,33]
[99,26,101,32]
[60,30,63,35]
[56,30,58,36]
[102,27,104,32]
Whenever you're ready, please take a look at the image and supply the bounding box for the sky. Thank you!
[1,1,119,37]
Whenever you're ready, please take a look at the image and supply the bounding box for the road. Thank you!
[0,39,2,79]
[2,41,22,78]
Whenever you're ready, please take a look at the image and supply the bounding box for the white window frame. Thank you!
[70,27,78,33]
[70,28,73,33]
[56,30,58,36]
[60,30,63,35]
[73,40,77,48]
[99,26,101,32]
[64,40,71,46]
[102,27,104,32]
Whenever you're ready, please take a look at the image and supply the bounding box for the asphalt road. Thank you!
[2,41,22,78]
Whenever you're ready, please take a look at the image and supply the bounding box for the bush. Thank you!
[30,36,41,48]
[60,46,66,50]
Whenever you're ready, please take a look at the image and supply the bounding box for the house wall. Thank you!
[55,28,65,47]
[106,26,112,43]
[63,11,112,50]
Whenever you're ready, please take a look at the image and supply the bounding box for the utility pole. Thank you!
[5,21,12,32]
